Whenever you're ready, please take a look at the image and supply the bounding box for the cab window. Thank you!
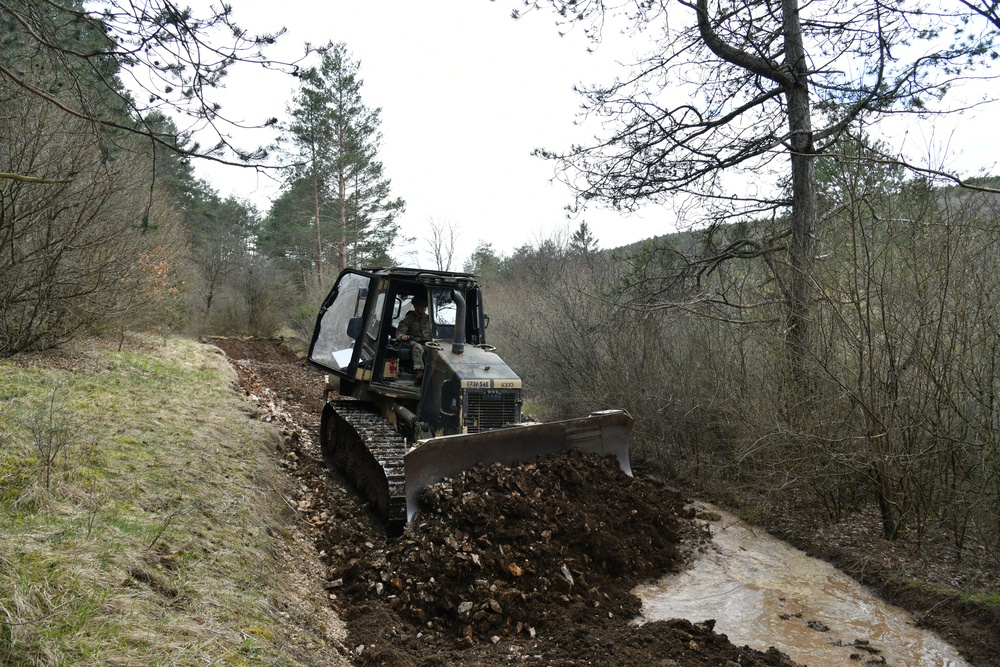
[309,271,371,372]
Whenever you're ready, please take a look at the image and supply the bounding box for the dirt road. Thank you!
[211,337,809,666]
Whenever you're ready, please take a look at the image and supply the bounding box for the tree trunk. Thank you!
[339,166,347,270]
[872,461,903,540]
[312,146,323,287]
[694,0,819,381]
[782,0,818,383]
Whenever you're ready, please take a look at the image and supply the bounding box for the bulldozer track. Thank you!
[322,400,409,536]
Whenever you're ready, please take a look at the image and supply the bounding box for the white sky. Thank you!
[188,1,1000,270]
[190,0,664,268]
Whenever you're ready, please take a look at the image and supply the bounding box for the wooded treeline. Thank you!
[477,166,1000,559]
[0,1,402,355]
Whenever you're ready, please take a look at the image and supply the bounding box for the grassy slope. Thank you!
[0,335,345,667]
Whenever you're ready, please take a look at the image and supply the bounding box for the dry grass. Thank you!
[0,334,346,666]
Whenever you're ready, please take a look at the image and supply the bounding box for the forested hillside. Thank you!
[479,174,1000,574]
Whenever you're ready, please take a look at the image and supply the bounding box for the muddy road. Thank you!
[210,337,996,666]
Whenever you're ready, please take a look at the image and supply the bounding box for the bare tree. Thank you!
[25,383,78,491]
[427,219,460,271]
[0,0,300,180]
[187,197,259,334]
[0,82,184,355]
[523,0,983,379]
[219,255,289,338]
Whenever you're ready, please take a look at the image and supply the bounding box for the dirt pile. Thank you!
[323,449,694,644]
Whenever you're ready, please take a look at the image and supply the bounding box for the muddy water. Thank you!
[634,504,969,666]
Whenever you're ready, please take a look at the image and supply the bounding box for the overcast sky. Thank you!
[189,1,1000,270]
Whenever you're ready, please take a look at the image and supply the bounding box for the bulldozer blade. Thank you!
[404,410,633,522]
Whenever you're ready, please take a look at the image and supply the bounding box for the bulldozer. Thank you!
[307,267,632,536]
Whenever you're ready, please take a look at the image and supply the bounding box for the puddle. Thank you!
[634,504,969,666]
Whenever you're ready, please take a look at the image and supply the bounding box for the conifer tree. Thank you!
[569,222,598,256]
[268,42,404,284]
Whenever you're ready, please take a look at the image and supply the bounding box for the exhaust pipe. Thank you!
[451,289,466,354]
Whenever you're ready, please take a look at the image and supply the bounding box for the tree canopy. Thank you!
[263,42,404,283]
[0,0,299,176]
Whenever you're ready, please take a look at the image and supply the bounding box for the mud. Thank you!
[210,337,805,666]
[638,505,970,666]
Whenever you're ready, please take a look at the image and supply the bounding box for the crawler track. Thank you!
[321,399,408,536]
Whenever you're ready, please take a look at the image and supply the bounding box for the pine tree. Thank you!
[268,42,404,284]
[463,242,502,284]
[569,222,598,256]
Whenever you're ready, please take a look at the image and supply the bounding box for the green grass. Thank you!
[0,334,345,666]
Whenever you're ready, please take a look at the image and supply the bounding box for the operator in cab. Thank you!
[397,293,432,384]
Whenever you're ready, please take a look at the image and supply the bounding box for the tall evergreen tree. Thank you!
[267,42,404,284]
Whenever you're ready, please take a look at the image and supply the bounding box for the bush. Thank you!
[0,85,187,356]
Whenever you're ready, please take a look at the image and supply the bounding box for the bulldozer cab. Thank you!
[308,268,485,398]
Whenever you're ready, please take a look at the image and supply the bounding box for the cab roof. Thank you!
[355,266,480,289]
